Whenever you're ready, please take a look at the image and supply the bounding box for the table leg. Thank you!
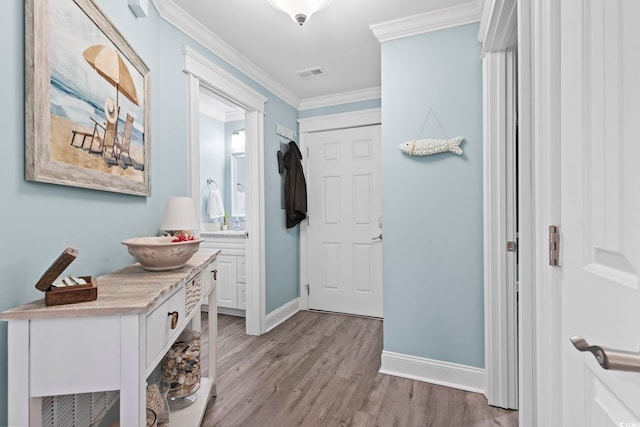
[119,315,144,427]
[7,321,32,426]
[208,286,217,397]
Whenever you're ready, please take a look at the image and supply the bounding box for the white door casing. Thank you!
[482,49,518,410]
[298,109,382,317]
[479,0,519,410]
[184,46,267,336]
[560,0,640,424]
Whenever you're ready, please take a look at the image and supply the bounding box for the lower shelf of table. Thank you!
[111,377,215,427]
[170,377,215,425]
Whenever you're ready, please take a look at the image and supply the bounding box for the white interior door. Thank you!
[561,0,640,424]
[306,125,382,317]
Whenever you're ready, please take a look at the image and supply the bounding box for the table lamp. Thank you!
[160,197,198,236]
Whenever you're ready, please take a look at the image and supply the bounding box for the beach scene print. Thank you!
[49,0,146,181]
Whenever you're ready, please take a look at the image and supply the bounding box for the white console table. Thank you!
[0,249,220,427]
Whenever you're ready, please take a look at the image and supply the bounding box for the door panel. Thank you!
[216,255,237,309]
[307,125,382,317]
[561,0,640,423]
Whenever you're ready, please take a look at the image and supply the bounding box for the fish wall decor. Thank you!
[398,136,464,156]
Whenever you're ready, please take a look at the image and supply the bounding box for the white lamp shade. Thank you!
[267,0,333,25]
[160,197,198,232]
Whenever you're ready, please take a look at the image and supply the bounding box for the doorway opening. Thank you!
[183,46,267,336]
[198,90,248,326]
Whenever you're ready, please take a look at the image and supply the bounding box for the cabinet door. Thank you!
[237,256,246,283]
[237,283,247,310]
[216,255,238,309]
[203,258,218,296]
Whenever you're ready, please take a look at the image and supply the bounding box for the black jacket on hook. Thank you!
[282,141,307,228]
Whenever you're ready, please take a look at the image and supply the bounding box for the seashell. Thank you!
[185,374,197,385]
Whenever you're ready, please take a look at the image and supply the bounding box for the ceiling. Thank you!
[162,0,478,107]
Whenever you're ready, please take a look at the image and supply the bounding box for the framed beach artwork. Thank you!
[25,0,151,196]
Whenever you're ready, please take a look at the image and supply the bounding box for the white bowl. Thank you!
[121,236,204,271]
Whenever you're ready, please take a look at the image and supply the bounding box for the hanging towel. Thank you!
[207,189,225,219]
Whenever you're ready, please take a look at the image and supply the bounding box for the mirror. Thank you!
[231,152,246,218]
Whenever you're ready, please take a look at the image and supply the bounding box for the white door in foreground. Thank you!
[560,0,640,424]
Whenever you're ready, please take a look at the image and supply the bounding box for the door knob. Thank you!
[571,336,640,372]
[372,233,382,241]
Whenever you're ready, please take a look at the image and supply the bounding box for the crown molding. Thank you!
[298,87,381,111]
[477,0,490,43]
[370,1,482,43]
[152,0,300,108]
[478,0,517,57]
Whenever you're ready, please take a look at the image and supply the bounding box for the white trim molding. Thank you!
[153,0,298,108]
[298,108,382,134]
[370,1,481,43]
[380,351,485,394]
[184,47,267,337]
[517,0,562,425]
[483,49,518,410]
[265,298,300,332]
[183,46,267,113]
[478,0,517,57]
[299,87,381,111]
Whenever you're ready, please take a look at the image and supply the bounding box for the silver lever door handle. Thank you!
[571,336,640,372]
[372,233,382,241]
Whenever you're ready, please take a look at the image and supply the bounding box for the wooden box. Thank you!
[35,247,98,306]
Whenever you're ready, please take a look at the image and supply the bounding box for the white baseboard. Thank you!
[380,350,485,394]
[217,307,246,317]
[265,298,300,332]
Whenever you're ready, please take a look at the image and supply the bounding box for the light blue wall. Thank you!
[0,1,298,424]
[381,24,484,368]
[265,101,301,313]
[199,114,226,222]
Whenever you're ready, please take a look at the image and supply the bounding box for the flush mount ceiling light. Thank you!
[267,0,334,26]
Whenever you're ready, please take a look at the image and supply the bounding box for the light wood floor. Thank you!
[201,311,518,427]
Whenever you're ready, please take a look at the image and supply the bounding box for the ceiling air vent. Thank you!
[296,66,324,78]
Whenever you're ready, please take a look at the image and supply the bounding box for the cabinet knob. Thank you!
[168,311,179,329]
[213,269,218,281]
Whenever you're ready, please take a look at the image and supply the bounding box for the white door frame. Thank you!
[183,46,268,336]
[481,0,562,422]
[515,0,562,426]
[479,0,518,410]
[482,49,518,409]
[297,108,382,311]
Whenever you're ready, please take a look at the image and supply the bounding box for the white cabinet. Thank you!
[201,232,247,315]
[237,257,247,310]
[216,254,238,309]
